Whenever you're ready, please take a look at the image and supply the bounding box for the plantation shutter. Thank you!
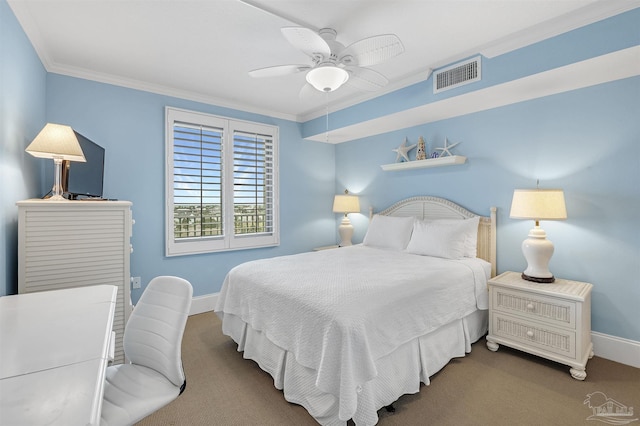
[172,121,224,240]
[233,130,274,236]
[166,107,279,256]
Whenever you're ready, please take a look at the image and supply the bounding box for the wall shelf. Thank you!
[380,155,467,171]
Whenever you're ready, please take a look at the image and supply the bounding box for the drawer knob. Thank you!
[526,330,534,338]
[526,303,534,311]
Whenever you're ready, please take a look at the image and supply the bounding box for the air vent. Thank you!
[433,56,481,94]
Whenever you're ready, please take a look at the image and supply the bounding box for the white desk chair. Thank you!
[100,276,193,426]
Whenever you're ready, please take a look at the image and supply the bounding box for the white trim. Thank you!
[591,331,640,369]
[189,293,218,316]
[9,0,638,123]
[165,107,280,256]
[193,291,640,369]
[50,66,301,122]
[478,1,640,59]
[307,45,640,143]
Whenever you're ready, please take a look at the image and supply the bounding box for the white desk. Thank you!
[0,285,117,425]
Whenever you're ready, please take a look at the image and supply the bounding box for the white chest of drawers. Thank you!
[17,199,133,364]
[486,271,593,380]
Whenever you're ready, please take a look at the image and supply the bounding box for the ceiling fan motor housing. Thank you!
[319,28,346,64]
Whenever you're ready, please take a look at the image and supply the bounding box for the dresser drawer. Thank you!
[492,312,576,359]
[492,286,576,330]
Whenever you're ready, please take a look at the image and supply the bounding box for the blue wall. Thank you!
[303,8,640,139]
[1,0,47,296]
[2,0,638,343]
[45,75,336,302]
[337,78,640,342]
[333,9,640,342]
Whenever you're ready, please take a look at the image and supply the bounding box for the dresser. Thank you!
[17,199,133,364]
[486,271,593,380]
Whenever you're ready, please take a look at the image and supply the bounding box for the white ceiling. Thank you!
[8,0,637,122]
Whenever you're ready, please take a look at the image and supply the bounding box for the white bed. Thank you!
[215,196,497,425]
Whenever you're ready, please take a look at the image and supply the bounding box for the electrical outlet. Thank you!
[131,276,141,289]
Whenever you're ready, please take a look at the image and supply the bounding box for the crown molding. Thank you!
[9,0,639,125]
[297,2,640,123]
[46,63,300,122]
[479,1,640,58]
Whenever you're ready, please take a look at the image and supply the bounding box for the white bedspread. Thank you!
[215,245,489,421]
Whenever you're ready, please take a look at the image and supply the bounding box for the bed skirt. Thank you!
[218,309,488,426]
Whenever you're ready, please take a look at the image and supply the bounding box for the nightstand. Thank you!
[486,271,594,380]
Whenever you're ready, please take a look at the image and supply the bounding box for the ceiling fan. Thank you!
[249,26,404,94]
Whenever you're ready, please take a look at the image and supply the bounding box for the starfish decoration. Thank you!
[392,137,417,162]
[435,138,461,157]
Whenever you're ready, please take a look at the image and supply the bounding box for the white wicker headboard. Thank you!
[372,196,497,277]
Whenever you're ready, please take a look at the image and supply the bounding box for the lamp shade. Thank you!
[510,189,567,221]
[306,65,349,92]
[333,194,360,214]
[510,188,567,283]
[25,123,86,162]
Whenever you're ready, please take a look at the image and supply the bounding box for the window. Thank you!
[166,107,279,256]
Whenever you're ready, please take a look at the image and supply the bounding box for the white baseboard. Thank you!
[190,292,218,316]
[192,292,639,369]
[591,331,640,368]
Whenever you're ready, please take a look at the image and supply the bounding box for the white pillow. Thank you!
[363,215,415,250]
[427,216,480,258]
[405,217,478,259]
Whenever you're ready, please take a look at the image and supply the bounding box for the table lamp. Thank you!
[25,123,86,200]
[510,188,567,283]
[332,190,360,246]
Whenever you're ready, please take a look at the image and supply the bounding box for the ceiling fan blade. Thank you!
[340,34,404,67]
[281,27,331,59]
[345,67,389,91]
[249,64,311,78]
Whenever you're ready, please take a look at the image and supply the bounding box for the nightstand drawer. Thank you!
[492,313,576,359]
[492,287,576,329]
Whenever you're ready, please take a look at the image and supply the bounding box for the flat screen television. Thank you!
[61,131,105,199]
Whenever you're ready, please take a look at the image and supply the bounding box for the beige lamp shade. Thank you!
[332,193,359,247]
[332,194,360,214]
[510,189,567,221]
[26,123,86,200]
[510,188,567,283]
[25,123,86,162]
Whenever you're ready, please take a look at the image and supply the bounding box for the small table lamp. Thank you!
[510,188,567,283]
[332,191,360,246]
[26,123,86,200]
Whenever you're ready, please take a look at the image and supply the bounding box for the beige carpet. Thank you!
[137,312,640,426]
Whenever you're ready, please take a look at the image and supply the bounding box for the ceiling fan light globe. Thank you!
[306,66,349,92]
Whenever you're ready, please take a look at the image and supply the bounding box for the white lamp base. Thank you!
[337,216,354,247]
[521,226,555,283]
